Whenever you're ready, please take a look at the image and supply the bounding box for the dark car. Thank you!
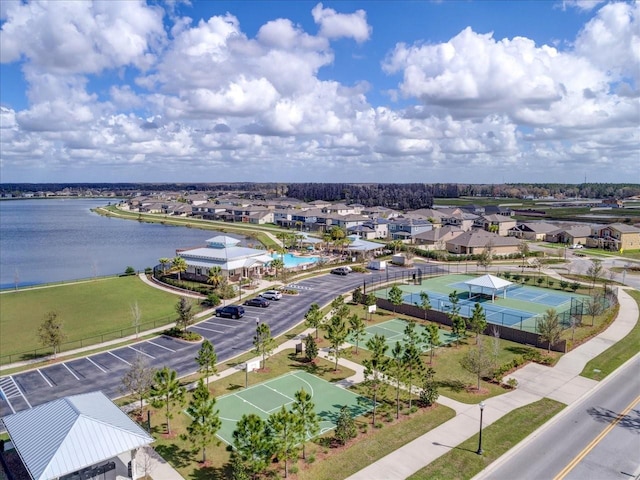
[244,297,270,308]
[330,267,350,275]
[215,305,245,319]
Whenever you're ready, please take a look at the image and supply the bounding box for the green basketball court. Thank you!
[213,371,374,445]
[351,318,457,357]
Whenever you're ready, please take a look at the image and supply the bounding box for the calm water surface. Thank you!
[0,199,247,288]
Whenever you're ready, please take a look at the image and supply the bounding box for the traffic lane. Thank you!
[565,400,640,480]
[477,355,640,480]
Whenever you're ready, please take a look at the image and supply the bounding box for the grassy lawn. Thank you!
[332,305,555,403]
[581,289,640,380]
[408,398,565,480]
[0,276,186,362]
[139,349,357,479]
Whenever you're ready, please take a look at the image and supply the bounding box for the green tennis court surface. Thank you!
[351,318,457,357]
[214,371,374,445]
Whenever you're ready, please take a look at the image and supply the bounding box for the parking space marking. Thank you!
[63,363,81,381]
[192,324,226,334]
[128,345,155,359]
[6,376,31,409]
[148,340,175,352]
[86,356,107,373]
[210,317,244,324]
[108,351,131,366]
[37,369,53,388]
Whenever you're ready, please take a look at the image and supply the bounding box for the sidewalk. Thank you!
[347,286,638,480]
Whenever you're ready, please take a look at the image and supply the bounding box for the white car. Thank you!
[260,290,283,300]
[569,244,584,249]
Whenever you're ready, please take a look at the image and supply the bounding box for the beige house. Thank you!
[414,225,463,250]
[446,230,520,255]
[476,214,517,236]
[586,223,640,251]
[508,222,558,241]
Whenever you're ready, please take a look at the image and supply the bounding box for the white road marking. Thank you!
[62,363,81,381]
[37,369,53,388]
[86,356,107,373]
[128,345,155,359]
[148,340,175,352]
[108,351,131,366]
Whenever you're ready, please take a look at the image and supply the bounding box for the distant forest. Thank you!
[2,182,639,211]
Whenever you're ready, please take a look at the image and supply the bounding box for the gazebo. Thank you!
[1,391,153,480]
[463,274,513,302]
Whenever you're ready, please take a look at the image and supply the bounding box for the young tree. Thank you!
[419,367,439,407]
[518,241,530,271]
[195,339,218,384]
[158,257,171,275]
[186,379,221,464]
[171,256,188,282]
[363,334,389,425]
[268,406,301,478]
[232,414,273,480]
[130,301,142,339]
[468,303,488,344]
[570,281,581,293]
[229,452,249,480]
[402,343,424,409]
[476,245,493,272]
[388,285,404,313]
[423,323,442,365]
[538,308,563,353]
[447,291,465,346]
[352,286,363,304]
[416,291,431,321]
[254,322,276,369]
[292,388,319,460]
[120,354,155,415]
[38,312,66,358]
[460,337,496,391]
[331,295,349,320]
[348,314,366,354]
[149,367,185,435]
[175,297,195,332]
[325,315,348,371]
[559,280,569,291]
[270,258,285,280]
[304,334,318,362]
[586,259,604,289]
[304,303,323,339]
[389,342,406,419]
[334,405,357,445]
[403,320,421,348]
[585,295,604,326]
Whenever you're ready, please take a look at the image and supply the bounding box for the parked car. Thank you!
[244,297,270,308]
[260,290,283,301]
[215,305,245,319]
[331,267,351,275]
[569,244,584,249]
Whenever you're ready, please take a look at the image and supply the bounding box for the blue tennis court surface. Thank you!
[449,281,573,307]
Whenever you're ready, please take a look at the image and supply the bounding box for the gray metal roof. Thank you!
[2,391,153,480]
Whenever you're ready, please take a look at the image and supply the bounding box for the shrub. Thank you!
[124,266,136,276]
[506,378,518,389]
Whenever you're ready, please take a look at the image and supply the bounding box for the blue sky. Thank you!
[0,0,638,184]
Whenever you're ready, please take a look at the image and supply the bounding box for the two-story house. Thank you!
[587,223,640,251]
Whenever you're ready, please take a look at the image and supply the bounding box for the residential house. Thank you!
[387,217,433,242]
[601,198,624,208]
[445,230,521,255]
[476,214,517,236]
[413,225,464,250]
[331,213,369,231]
[508,222,558,241]
[587,223,640,251]
[192,201,227,220]
[348,219,389,240]
[545,225,592,245]
[436,208,478,231]
[184,193,209,205]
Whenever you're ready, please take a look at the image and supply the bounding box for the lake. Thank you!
[0,199,249,289]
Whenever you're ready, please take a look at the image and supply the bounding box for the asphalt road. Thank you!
[475,354,640,480]
[0,265,444,418]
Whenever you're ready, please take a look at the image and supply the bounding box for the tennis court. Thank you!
[351,318,457,357]
[377,274,585,332]
[213,371,374,445]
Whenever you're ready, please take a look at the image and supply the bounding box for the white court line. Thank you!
[128,345,155,359]
[86,356,107,373]
[9,376,31,409]
[191,325,226,334]
[37,369,53,388]
[148,340,175,352]
[234,393,270,415]
[263,383,295,402]
[0,386,15,414]
[62,363,80,381]
[108,351,131,366]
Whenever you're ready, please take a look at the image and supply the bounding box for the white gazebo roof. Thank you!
[2,391,153,480]
[464,274,512,291]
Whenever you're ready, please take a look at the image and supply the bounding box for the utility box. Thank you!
[368,260,387,270]
[391,254,409,266]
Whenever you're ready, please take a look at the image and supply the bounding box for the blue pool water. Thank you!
[272,253,319,268]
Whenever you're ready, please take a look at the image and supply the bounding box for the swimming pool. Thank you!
[272,253,319,268]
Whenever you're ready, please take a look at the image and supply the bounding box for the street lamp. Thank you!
[477,400,485,455]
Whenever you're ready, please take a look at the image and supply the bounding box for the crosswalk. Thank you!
[0,376,31,413]
[287,282,313,291]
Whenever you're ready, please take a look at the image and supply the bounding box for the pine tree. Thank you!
[149,367,185,435]
[186,379,221,463]
[292,388,319,460]
[348,314,366,354]
[268,406,301,478]
[304,334,318,362]
[195,339,218,384]
[363,334,388,425]
[232,414,272,479]
[304,303,323,339]
[325,314,348,371]
[469,303,488,344]
[254,322,275,368]
[388,285,404,313]
[334,406,357,445]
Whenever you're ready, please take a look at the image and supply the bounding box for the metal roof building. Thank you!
[2,391,153,480]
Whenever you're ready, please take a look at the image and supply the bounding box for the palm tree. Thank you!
[171,256,187,282]
[158,257,171,275]
[207,266,223,288]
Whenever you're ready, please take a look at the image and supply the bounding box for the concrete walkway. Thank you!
[348,286,638,480]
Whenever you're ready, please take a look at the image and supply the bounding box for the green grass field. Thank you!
[0,276,184,361]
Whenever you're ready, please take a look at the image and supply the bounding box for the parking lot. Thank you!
[0,268,383,417]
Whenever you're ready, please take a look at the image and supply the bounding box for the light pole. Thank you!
[477,400,485,455]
